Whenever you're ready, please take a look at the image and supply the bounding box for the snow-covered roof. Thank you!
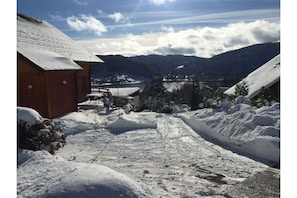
[224,54,280,99]
[18,48,82,70]
[109,87,140,98]
[17,14,103,71]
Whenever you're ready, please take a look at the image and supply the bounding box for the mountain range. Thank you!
[91,42,280,85]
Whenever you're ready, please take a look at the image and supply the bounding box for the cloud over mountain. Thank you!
[78,20,280,58]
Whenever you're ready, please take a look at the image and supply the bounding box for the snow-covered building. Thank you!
[224,54,280,101]
[109,87,141,110]
[17,13,104,118]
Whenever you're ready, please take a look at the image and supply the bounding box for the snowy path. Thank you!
[55,112,269,197]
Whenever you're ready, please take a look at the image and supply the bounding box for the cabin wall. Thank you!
[252,80,280,102]
[129,91,140,110]
[268,80,280,101]
[18,54,78,118]
[45,71,78,118]
[76,62,91,103]
[133,95,140,110]
[17,55,50,117]
[112,96,128,107]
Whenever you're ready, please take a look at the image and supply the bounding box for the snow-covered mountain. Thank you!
[92,42,280,84]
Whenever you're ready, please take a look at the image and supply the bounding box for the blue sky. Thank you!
[17,0,280,57]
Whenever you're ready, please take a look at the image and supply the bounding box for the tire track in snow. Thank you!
[157,115,222,164]
[155,115,264,183]
[174,116,221,154]
[88,133,116,163]
[57,113,268,197]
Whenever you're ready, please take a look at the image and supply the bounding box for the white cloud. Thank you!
[106,9,279,30]
[161,25,175,33]
[66,15,107,35]
[97,10,103,15]
[73,0,88,6]
[77,20,280,57]
[109,12,126,23]
[150,0,176,5]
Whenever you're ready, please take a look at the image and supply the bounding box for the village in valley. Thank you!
[17,9,280,198]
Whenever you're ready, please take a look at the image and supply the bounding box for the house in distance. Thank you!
[17,13,104,118]
[109,87,141,111]
[224,54,280,102]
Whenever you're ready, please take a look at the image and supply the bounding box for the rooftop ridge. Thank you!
[17,13,43,24]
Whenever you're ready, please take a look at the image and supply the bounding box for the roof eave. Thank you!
[17,51,83,71]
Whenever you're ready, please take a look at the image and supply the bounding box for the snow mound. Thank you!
[17,150,149,198]
[17,106,43,129]
[54,109,105,135]
[180,102,280,166]
[106,113,157,134]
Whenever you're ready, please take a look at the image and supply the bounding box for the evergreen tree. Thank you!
[140,75,171,112]
[190,76,203,110]
[235,80,249,97]
[174,75,203,110]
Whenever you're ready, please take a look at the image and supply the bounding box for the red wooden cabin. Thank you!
[17,14,103,118]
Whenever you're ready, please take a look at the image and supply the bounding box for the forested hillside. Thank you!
[91,42,280,84]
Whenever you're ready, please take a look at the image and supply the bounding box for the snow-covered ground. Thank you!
[17,100,280,197]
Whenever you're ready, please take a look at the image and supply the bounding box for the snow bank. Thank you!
[54,109,105,135]
[180,102,280,166]
[17,150,149,198]
[17,106,43,129]
[106,113,157,134]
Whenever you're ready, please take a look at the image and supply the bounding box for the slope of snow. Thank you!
[179,101,280,165]
[17,149,149,198]
[106,113,157,134]
[17,102,279,197]
[224,54,280,99]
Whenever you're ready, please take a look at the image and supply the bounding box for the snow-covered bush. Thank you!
[235,80,249,97]
[160,104,173,113]
[171,104,190,113]
[17,107,66,154]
